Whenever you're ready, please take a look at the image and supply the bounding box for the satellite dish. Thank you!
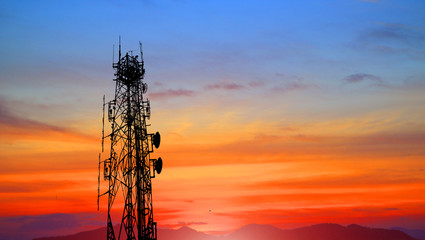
[153,132,161,148]
[155,157,163,174]
[142,83,148,93]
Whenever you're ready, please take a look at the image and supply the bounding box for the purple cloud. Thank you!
[205,82,245,91]
[404,75,425,88]
[353,23,425,56]
[148,89,195,99]
[270,73,316,93]
[0,98,96,142]
[0,99,61,131]
[273,82,310,92]
[344,73,382,84]
[248,80,266,88]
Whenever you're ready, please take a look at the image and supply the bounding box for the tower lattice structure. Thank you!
[98,41,163,240]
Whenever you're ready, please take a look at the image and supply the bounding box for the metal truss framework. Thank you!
[98,41,163,240]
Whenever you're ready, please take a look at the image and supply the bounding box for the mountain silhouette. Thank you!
[392,227,425,240]
[158,226,215,240]
[285,223,416,240]
[34,223,418,240]
[226,223,285,240]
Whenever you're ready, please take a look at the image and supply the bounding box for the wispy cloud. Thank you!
[205,82,245,91]
[0,98,96,143]
[271,74,316,93]
[148,89,195,99]
[243,167,425,191]
[248,80,266,88]
[203,80,268,92]
[344,73,382,84]
[0,180,77,193]
[271,81,312,93]
[0,99,62,132]
[353,23,425,57]
[364,24,424,45]
[159,129,425,168]
[403,74,425,89]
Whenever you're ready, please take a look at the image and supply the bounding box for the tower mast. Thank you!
[99,40,163,240]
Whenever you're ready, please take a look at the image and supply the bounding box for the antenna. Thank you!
[139,41,144,61]
[118,36,121,61]
[98,40,164,240]
[97,153,100,211]
[139,41,145,77]
[102,95,105,152]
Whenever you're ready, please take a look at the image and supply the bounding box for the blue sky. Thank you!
[1,0,425,239]
[1,1,424,104]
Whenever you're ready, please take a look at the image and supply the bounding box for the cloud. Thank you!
[158,221,208,231]
[228,191,413,210]
[178,221,208,227]
[242,167,425,191]
[0,99,62,132]
[203,80,268,92]
[205,82,245,91]
[159,130,425,168]
[214,207,425,230]
[353,23,425,57]
[271,81,312,93]
[343,73,425,90]
[353,207,400,213]
[0,213,103,240]
[0,98,96,143]
[0,180,77,193]
[403,75,425,89]
[248,80,266,88]
[344,73,382,84]
[145,89,194,99]
[271,73,317,93]
[361,23,425,49]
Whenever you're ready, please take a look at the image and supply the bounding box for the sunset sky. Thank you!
[1,0,425,239]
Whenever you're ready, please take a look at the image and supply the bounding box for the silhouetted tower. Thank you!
[98,40,163,240]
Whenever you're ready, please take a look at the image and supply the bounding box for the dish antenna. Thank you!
[153,132,161,149]
[155,157,163,174]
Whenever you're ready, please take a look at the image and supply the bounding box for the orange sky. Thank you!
[1,1,425,239]
[1,83,424,234]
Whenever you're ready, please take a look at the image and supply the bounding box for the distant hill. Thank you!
[34,223,418,240]
[34,225,214,240]
[226,223,416,240]
[392,227,425,240]
[288,223,416,240]
[158,226,215,240]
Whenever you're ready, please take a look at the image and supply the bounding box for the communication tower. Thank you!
[98,40,163,240]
